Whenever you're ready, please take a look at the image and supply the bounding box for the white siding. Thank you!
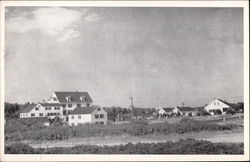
[204,99,230,115]
[68,114,92,126]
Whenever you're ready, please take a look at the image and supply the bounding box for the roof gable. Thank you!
[54,91,93,103]
[176,106,195,112]
[162,108,174,112]
[20,104,37,113]
[69,106,96,115]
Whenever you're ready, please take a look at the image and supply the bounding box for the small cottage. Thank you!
[68,106,107,126]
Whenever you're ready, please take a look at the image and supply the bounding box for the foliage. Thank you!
[5,118,238,141]
[4,102,21,118]
[5,139,244,154]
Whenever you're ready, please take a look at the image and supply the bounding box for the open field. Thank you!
[5,127,243,148]
[5,115,244,152]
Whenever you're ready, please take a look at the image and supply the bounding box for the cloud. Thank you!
[6,7,100,42]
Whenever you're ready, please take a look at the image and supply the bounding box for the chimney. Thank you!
[43,99,45,103]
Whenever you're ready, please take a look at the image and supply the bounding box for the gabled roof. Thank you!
[162,107,174,112]
[69,106,96,115]
[39,103,62,107]
[176,106,195,112]
[54,91,93,103]
[20,104,36,113]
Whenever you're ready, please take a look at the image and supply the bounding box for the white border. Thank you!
[0,1,249,161]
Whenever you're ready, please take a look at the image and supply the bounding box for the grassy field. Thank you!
[4,114,244,154]
[5,117,240,141]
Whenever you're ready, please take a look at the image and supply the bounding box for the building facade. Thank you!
[68,106,107,126]
[204,98,232,115]
[47,91,93,115]
[19,103,63,118]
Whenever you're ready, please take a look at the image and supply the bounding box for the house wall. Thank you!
[19,104,63,118]
[204,99,230,115]
[60,102,91,115]
[68,114,92,126]
[91,108,107,125]
[158,108,166,115]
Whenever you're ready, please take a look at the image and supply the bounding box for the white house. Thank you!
[68,106,107,126]
[19,103,63,118]
[158,107,174,116]
[172,106,196,117]
[204,98,234,115]
[47,91,93,115]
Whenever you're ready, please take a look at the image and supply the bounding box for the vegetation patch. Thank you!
[5,139,243,154]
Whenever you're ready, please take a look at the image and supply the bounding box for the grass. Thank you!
[5,117,240,141]
[5,138,244,154]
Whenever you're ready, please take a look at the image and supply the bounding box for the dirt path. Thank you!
[9,128,243,148]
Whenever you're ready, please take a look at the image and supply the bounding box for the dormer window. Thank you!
[80,96,86,102]
[66,96,71,101]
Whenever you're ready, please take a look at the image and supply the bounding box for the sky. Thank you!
[4,7,243,108]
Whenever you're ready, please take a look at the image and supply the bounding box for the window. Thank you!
[71,115,74,119]
[35,107,39,111]
[95,114,99,118]
[214,102,216,105]
[31,113,35,117]
[77,103,81,107]
[86,103,90,107]
[97,108,101,111]
[100,121,104,125]
[217,102,220,105]
[72,123,74,126]
[62,104,66,108]
[39,113,43,116]
[46,107,51,110]
[78,115,81,119]
[95,122,99,124]
[223,108,228,112]
[55,107,60,110]
[100,114,104,118]
[66,96,71,101]
[80,96,86,101]
[68,110,72,114]
[68,104,72,108]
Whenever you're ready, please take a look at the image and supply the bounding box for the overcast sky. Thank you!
[5,7,243,107]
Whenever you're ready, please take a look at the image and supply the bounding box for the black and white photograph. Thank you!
[0,0,249,161]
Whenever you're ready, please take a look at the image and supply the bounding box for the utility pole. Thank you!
[158,96,161,109]
[129,97,134,118]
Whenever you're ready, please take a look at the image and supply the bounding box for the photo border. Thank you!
[0,1,249,161]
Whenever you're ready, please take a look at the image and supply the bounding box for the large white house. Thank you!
[47,91,93,115]
[68,106,107,126]
[19,103,63,118]
[204,98,235,115]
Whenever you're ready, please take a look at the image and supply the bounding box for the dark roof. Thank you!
[176,106,195,112]
[192,106,204,111]
[54,91,93,103]
[39,103,61,107]
[217,99,237,109]
[162,108,174,112]
[20,104,36,113]
[69,106,96,115]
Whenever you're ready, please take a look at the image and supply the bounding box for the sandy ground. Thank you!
[8,127,243,148]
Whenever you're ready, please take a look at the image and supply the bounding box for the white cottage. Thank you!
[204,98,234,115]
[68,106,107,126]
[19,103,63,118]
[158,107,174,116]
